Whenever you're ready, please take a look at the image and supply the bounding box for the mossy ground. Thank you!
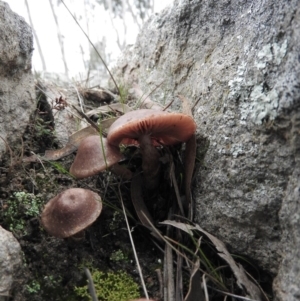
[0,109,162,301]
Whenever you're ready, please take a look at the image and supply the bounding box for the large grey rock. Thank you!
[113,0,300,299]
[0,226,22,301]
[0,1,35,158]
[273,165,300,299]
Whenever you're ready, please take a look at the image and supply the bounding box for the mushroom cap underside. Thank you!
[107,109,196,146]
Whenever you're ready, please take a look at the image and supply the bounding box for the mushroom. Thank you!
[107,109,196,189]
[69,135,132,180]
[41,188,102,238]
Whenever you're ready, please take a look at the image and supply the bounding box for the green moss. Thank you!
[74,270,140,301]
[108,211,123,232]
[110,250,129,263]
[34,118,53,138]
[26,280,41,294]
[2,191,43,235]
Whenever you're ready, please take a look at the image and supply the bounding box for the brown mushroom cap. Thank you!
[70,135,124,179]
[107,109,196,147]
[41,188,102,238]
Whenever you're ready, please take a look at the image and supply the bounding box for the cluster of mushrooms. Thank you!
[41,108,196,239]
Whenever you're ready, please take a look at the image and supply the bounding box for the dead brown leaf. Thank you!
[177,95,197,220]
[86,103,131,117]
[184,259,205,301]
[161,220,264,301]
[81,87,115,104]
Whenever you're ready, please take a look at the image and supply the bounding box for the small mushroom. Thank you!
[107,109,196,189]
[69,135,131,179]
[41,188,102,238]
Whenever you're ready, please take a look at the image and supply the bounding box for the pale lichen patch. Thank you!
[241,84,279,125]
[273,40,287,65]
[228,40,287,125]
[255,40,287,70]
[228,62,247,100]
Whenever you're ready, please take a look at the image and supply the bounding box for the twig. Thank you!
[20,137,24,162]
[72,84,85,113]
[30,152,47,172]
[0,135,13,167]
[191,92,210,112]
[206,286,261,301]
[163,98,175,111]
[35,84,84,121]
[202,274,209,301]
[60,0,120,96]
[169,158,185,216]
[175,252,183,301]
[71,104,99,132]
[133,82,164,110]
[155,268,164,300]
[244,270,270,301]
[191,96,201,112]
[165,218,175,301]
[144,213,227,290]
[118,183,149,299]
[85,268,98,301]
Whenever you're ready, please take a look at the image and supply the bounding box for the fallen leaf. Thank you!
[184,259,205,301]
[177,95,197,220]
[161,220,263,301]
[81,87,115,104]
[44,126,98,160]
[86,103,131,117]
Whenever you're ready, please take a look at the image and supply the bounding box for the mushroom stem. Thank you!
[138,135,160,190]
[110,164,133,180]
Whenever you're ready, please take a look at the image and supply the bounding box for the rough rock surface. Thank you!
[113,0,300,299]
[35,81,89,147]
[0,226,22,301]
[0,1,35,159]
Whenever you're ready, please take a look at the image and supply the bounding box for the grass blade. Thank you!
[118,183,149,299]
